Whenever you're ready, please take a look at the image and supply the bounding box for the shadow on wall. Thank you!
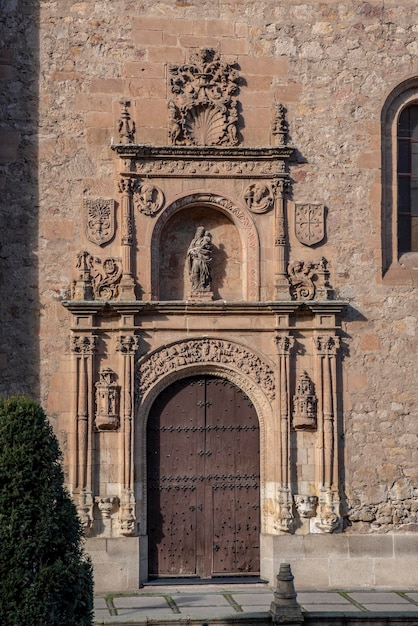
[0,1,40,398]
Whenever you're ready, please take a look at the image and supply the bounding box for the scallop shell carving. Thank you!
[183,103,226,146]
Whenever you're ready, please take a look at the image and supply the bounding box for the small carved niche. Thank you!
[95,368,120,430]
[292,371,317,429]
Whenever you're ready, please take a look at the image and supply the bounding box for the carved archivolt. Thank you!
[137,338,275,401]
[151,193,259,300]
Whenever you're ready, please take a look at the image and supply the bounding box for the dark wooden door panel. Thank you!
[147,375,260,578]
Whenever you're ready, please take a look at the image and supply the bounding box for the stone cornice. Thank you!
[63,300,346,317]
[111,144,295,179]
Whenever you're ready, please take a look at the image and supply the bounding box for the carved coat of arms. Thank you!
[84,198,115,246]
[294,203,325,246]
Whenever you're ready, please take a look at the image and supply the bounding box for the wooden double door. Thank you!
[147,375,260,579]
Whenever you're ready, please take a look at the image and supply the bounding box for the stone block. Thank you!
[239,56,288,76]
[328,557,375,588]
[304,534,349,558]
[348,534,393,558]
[132,29,163,45]
[394,534,418,557]
[375,558,418,587]
[220,38,250,55]
[289,558,330,590]
[273,535,305,559]
[90,78,124,94]
[133,16,193,35]
[147,46,184,64]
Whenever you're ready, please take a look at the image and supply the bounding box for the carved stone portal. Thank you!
[168,48,240,147]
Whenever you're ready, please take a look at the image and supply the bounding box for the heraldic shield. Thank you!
[84,198,115,247]
[294,203,325,247]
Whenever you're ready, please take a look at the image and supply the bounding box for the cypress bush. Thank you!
[0,397,93,626]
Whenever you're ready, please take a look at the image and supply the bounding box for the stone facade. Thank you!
[1,0,417,591]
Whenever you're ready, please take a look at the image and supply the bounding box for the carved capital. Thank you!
[274,334,294,356]
[116,334,140,355]
[314,335,340,356]
[71,335,97,355]
[118,177,135,195]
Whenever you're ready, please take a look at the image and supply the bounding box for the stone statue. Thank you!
[187,226,212,293]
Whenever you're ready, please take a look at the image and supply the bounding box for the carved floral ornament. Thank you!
[72,251,123,301]
[137,339,275,401]
[168,48,240,147]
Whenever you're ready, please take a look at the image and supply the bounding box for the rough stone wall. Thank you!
[2,0,417,547]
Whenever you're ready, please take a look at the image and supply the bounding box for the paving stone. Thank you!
[113,596,171,609]
[297,592,352,604]
[174,593,231,606]
[347,592,414,605]
[94,597,108,609]
[233,593,271,607]
[177,606,239,617]
[302,604,363,612]
[361,605,418,613]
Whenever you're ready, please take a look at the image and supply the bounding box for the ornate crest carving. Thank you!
[292,371,317,429]
[168,48,240,147]
[95,368,120,431]
[133,182,164,217]
[137,339,275,401]
[72,251,123,301]
[295,203,325,246]
[244,182,274,214]
[84,198,115,246]
[288,257,333,301]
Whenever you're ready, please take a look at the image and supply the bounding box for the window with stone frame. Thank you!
[381,77,418,280]
[397,104,418,255]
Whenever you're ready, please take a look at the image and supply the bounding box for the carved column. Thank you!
[71,335,96,533]
[116,333,139,535]
[274,332,294,532]
[274,180,290,300]
[118,177,136,300]
[312,335,341,533]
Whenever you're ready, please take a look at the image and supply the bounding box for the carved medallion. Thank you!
[84,198,115,246]
[295,203,325,246]
[168,48,240,147]
[133,183,164,217]
[244,182,274,214]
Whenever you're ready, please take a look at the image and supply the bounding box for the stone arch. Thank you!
[381,76,418,273]
[150,192,260,300]
[134,337,275,535]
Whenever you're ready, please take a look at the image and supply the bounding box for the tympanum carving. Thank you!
[187,226,213,298]
[168,48,240,146]
[95,368,120,431]
[138,339,275,401]
[84,198,115,246]
[292,371,317,429]
[295,203,325,246]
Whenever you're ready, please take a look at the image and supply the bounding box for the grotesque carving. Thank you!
[138,338,275,401]
[73,252,123,301]
[168,48,240,146]
[95,368,120,431]
[95,496,119,537]
[84,198,115,246]
[244,182,274,214]
[294,494,318,519]
[271,102,288,146]
[295,203,325,247]
[187,226,213,297]
[288,257,333,301]
[311,489,341,533]
[133,183,164,217]
[292,371,317,429]
[275,488,294,533]
[117,99,136,144]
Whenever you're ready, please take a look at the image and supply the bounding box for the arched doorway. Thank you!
[147,375,260,579]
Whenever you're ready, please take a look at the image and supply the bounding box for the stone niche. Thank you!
[159,205,242,301]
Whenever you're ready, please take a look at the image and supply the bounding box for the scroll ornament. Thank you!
[168,48,240,147]
[73,251,123,301]
[288,257,332,301]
